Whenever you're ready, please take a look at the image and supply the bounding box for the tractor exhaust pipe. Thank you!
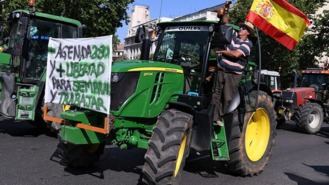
[135,26,151,60]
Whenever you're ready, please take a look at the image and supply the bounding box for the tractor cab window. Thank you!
[154,26,210,70]
[300,74,329,90]
[154,26,210,93]
[7,17,27,57]
[62,24,78,38]
[7,21,19,51]
[24,18,60,80]
[23,19,79,81]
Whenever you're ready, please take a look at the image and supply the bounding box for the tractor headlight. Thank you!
[284,99,294,103]
[111,73,124,83]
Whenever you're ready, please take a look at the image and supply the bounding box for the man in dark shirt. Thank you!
[213,21,254,124]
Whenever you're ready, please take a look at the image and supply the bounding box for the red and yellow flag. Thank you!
[246,0,311,50]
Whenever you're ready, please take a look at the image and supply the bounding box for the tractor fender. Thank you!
[168,102,213,152]
[255,84,273,98]
[167,102,195,115]
[240,81,272,97]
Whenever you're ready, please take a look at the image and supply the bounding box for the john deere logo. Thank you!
[256,0,274,19]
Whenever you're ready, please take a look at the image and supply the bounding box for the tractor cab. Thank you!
[153,23,213,98]
[300,69,329,92]
[0,10,81,119]
[258,70,281,93]
[275,68,329,133]
[151,21,261,110]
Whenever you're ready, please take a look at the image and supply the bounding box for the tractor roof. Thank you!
[157,21,241,32]
[261,70,280,76]
[13,10,81,27]
[158,20,218,28]
[302,69,329,75]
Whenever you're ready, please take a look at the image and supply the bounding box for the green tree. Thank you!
[0,0,133,37]
[230,0,327,77]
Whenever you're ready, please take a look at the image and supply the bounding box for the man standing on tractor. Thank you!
[213,21,255,125]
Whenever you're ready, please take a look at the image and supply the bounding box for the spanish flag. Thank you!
[246,0,311,50]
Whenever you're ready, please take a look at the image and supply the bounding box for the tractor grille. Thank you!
[110,72,140,111]
[281,91,296,106]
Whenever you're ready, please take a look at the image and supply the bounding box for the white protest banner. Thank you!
[45,35,112,114]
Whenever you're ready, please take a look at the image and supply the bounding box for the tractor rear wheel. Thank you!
[142,109,193,185]
[57,138,105,168]
[226,90,277,176]
[293,102,323,134]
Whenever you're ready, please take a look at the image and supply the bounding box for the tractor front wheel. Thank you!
[293,102,323,134]
[226,90,277,176]
[142,109,193,185]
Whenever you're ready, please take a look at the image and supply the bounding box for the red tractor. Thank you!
[276,68,329,134]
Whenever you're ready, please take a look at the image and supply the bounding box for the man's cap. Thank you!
[240,21,255,35]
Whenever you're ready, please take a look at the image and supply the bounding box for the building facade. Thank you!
[124,17,172,60]
[127,5,151,37]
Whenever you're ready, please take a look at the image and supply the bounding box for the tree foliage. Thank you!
[230,0,328,78]
[0,0,133,37]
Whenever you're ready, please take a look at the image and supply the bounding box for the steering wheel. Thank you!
[178,54,200,69]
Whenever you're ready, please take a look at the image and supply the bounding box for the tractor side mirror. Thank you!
[135,26,151,60]
[12,16,28,56]
[135,26,145,43]
[78,24,87,37]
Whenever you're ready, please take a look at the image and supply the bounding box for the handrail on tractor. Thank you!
[42,105,111,135]
[76,117,110,135]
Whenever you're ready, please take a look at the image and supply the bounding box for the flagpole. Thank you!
[256,27,262,107]
[159,0,163,19]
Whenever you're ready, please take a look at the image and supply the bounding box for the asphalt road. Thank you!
[0,119,329,185]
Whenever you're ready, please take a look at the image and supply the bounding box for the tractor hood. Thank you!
[282,87,316,106]
[112,60,183,74]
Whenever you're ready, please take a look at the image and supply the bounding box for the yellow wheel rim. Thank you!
[174,134,187,177]
[245,108,271,162]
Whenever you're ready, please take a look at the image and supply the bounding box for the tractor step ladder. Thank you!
[210,122,230,161]
[16,85,39,120]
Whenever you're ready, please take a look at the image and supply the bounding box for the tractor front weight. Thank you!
[58,110,152,149]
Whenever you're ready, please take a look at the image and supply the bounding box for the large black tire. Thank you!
[226,90,277,176]
[293,102,323,134]
[142,109,193,185]
[57,138,105,168]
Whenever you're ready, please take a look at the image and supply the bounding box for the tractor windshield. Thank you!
[300,74,329,90]
[154,26,210,69]
[24,18,78,80]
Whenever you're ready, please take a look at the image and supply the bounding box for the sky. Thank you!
[116,0,229,42]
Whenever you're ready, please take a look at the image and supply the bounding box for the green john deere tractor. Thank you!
[0,5,82,130]
[54,20,277,184]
